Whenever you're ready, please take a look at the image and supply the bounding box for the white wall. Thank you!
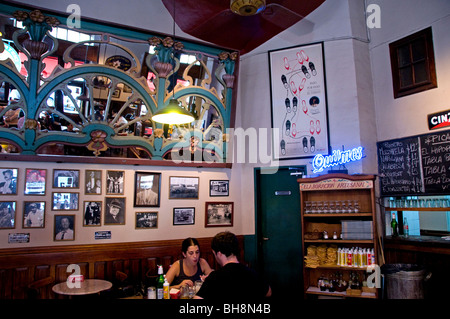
[369,0,450,141]
[0,160,244,248]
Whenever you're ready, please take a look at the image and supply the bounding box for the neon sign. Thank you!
[312,146,364,173]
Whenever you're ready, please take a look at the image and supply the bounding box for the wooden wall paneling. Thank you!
[13,267,30,299]
[94,261,106,279]
[33,265,52,299]
[0,236,245,299]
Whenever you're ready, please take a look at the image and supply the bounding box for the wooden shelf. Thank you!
[304,239,373,244]
[385,207,449,212]
[304,213,373,217]
[306,286,376,299]
[299,174,379,299]
[305,265,374,271]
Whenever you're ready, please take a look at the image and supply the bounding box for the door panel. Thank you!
[255,166,305,299]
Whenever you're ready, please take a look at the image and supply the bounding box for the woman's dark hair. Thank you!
[211,231,239,257]
[181,237,200,254]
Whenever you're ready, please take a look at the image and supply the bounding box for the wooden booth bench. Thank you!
[0,236,245,299]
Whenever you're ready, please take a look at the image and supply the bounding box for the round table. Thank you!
[52,279,112,296]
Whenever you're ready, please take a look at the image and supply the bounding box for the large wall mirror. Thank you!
[0,3,238,166]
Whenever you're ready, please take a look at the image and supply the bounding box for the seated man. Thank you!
[195,231,271,300]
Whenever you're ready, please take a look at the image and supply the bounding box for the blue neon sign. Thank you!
[312,146,364,173]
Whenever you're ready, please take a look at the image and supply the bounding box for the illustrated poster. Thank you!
[269,42,329,160]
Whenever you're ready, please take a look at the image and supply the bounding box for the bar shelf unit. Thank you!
[298,173,379,299]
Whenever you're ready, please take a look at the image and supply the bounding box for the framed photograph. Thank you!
[205,202,233,227]
[85,170,102,195]
[173,207,195,226]
[0,201,16,229]
[169,176,199,199]
[135,212,158,229]
[53,169,80,188]
[23,201,45,228]
[106,170,124,195]
[269,42,330,160]
[83,201,102,226]
[54,215,75,241]
[209,180,229,197]
[134,172,161,207]
[104,197,126,225]
[52,192,79,211]
[0,168,18,195]
[24,169,47,195]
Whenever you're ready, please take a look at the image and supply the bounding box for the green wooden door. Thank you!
[255,166,306,299]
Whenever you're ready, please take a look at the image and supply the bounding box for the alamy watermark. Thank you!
[366,4,381,29]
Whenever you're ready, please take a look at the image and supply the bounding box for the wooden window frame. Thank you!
[389,27,437,98]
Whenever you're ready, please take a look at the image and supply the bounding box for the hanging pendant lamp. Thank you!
[152,98,194,125]
[151,0,194,125]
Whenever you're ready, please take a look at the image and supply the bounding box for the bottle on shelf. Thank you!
[390,212,398,237]
[156,265,164,299]
[403,217,409,238]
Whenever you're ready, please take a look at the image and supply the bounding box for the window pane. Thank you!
[398,45,411,67]
[399,67,413,88]
[411,38,426,62]
[414,61,429,83]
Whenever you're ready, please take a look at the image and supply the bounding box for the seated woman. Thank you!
[165,237,213,289]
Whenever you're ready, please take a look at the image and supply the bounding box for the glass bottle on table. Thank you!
[156,265,164,299]
[390,212,398,237]
[403,217,409,238]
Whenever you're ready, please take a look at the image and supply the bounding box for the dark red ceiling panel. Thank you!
[162,0,326,54]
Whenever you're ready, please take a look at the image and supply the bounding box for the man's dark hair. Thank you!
[211,231,239,257]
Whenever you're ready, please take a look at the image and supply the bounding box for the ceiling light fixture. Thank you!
[230,0,266,16]
[152,0,194,125]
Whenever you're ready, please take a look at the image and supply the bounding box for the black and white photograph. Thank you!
[106,170,124,195]
[23,201,45,228]
[0,168,18,195]
[104,197,126,225]
[52,192,79,211]
[135,212,158,229]
[205,202,233,227]
[54,215,75,241]
[134,172,160,207]
[209,180,229,197]
[169,176,199,199]
[24,169,46,195]
[52,169,80,188]
[85,170,102,195]
[173,207,195,225]
[0,201,15,229]
[83,201,102,226]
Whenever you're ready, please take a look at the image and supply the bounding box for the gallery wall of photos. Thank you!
[0,166,232,246]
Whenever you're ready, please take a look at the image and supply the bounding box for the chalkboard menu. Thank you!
[377,129,450,196]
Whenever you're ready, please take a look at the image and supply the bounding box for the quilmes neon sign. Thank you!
[312,147,364,173]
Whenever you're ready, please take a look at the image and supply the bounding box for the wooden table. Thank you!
[52,279,112,296]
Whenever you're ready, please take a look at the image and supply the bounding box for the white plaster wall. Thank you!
[0,160,244,248]
[369,0,450,141]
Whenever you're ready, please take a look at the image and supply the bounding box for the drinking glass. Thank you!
[323,201,329,214]
[347,200,353,213]
[317,201,324,214]
[341,201,347,213]
[305,201,311,214]
[311,201,317,214]
[195,280,203,294]
[188,286,195,299]
[329,201,335,213]
[353,200,360,213]
[335,201,341,214]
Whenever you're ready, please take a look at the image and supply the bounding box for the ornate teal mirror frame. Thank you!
[0,3,237,167]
